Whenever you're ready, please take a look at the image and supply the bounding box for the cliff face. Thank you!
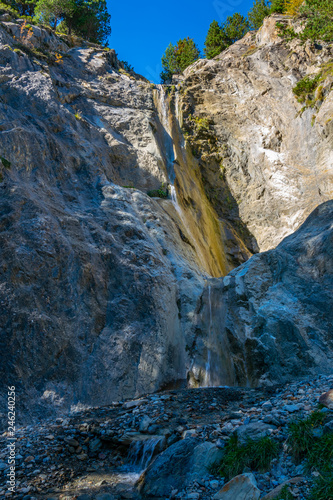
[0,14,332,421]
[181,15,333,252]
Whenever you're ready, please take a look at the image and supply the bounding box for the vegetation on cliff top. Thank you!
[160,37,200,84]
[1,0,111,44]
[161,0,332,83]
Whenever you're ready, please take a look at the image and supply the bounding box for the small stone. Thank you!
[123,399,148,409]
[210,480,220,489]
[64,437,79,447]
[283,404,301,413]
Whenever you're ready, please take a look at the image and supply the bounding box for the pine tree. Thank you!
[270,0,286,13]
[221,13,250,45]
[204,20,227,59]
[248,0,271,30]
[160,38,200,83]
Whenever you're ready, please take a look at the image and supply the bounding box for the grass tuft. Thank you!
[216,435,279,480]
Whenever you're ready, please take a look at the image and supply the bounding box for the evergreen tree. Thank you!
[204,20,227,59]
[160,38,200,83]
[34,0,74,30]
[300,0,333,42]
[248,0,271,30]
[71,0,111,44]
[34,0,110,43]
[2,0,36,16]
[270,0,286,13]
[221,13,251,45]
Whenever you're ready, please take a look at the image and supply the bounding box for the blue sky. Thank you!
[107,0,254,82]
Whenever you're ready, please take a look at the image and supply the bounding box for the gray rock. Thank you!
[236,422,276,444]
[283,405,301,413]
[190,201,333,387]
[138,438,223,497]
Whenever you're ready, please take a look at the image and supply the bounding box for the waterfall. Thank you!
[204,285,213,387]
[155,86,185,221]
[126,437,163,471]
[156,84,176,183]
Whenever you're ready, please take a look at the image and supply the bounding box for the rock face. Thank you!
[181,15,333,252]
[190,201,333,387]
[0,14,332,419]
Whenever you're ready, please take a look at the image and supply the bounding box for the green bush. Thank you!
[0,156,11,169]
[292,74,321,103]
[309,473,333,500]
[216,435,279,480]
[147,186,168,199]
[288,410,325,461]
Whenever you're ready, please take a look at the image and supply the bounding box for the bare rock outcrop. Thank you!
[0,15,332,420]
[181,15,333,251]
[189,200,333,387]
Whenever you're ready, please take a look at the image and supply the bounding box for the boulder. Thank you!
[138,438,223,498]
[236,422,276,444]
[213,473,260,500]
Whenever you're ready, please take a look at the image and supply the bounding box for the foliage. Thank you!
[189,115,211,132]
[306,433,333,473]
[309,473,333,500]
[276,0,333,42]
[33,0,110,44]
[285,0,303,15]
[2,0,35,16]
[221,13,250,45]
[147,185,169,199]
[0,157,11,169]
[300,0,333,42]
[121,61,134,72]
[216,435,279,480]
[292,74,321,102]
[270,0,286,13]
[204,20,227,59]
[72,0,111,44]
[286,411,333,500]
[248,0,271,30]
[34,0,74,30]
[275,485,294,500]
[160,38,200,83]
[288,410,326,461]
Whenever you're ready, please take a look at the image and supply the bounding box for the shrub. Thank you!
[0,156,11,169]
[285,0,304,15]
[288,410,325,461]
[216,435,279,480]
[147,186,168,199]
[292,74,321,103]
[309,473,333,500]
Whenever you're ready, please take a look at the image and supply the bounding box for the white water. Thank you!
[126,437,163,471]
[204,285,214,387]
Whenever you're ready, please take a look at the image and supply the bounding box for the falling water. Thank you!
[204,285,213,387]
[126,437,163,471]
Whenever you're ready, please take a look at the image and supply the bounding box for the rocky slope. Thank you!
[0,375,332,499]
[0,11,332,422]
